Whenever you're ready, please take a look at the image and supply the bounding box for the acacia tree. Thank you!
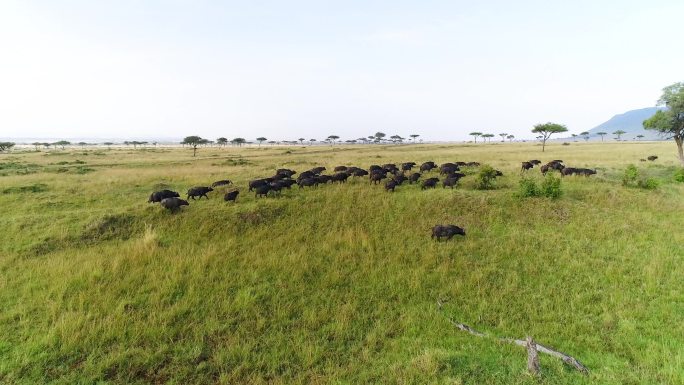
[469,132,482,143]
[499,133,508,142]
[482,133,495,143]
[103,142,114,149]
[54,140,71,150]
[507,134,515,142]
[531,122,568,152]
[580,131,590,141]
[410,134,420,142]
[0,142,15,152]
[231,138,246,147]
[374,132,386,141]
[644,82,684,165]
[255,137,267,146]
[327,135,340,145]
[298,138,305,145]
[596,132,607,142]
[78,142,87,148]
[182,136,205,157]
[613,130,626,141]
[216,137,228,147]
[636,134,644,141]
[32,142,41,151]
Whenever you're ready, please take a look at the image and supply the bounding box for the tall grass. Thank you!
[0,142,683,384]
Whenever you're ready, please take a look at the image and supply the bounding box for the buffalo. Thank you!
[148,189,179,203]
[529,160,542,165]
[308,166,327,175]
[331,172,349,183]
[334,165,348,172]
[402,162,416,171]
[352,169,369,177]
[161,197,189,212]
[431,225,465,240]
[298,178,318,188]
[408,172,422,184]
[254,184,271,197]
[421,177,439,189]
[385,179,398,192]
[276,168,297,177]
[393,174,407,185]
[224,190,239,202]
[647,155,658,161]
[315,175,333,184]
[420,161,437,172]
[249,178,272,191]
[187,186,213,200]
[370,172,386,184]
[439,163,459,175]
[211,180,232,188]
[521,161,534,171]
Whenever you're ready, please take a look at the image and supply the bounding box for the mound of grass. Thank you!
[2,183,49,194]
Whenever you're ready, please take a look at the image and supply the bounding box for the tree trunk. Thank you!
[676,136,684,166]
[193,146,197,157]
[542,139,546,152]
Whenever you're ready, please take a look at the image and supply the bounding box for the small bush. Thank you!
[517,177,540,197]
[622,164,639,186]
[638,177,660,190]
[476,165,498,190]
[673,168,684,183]
[540,173,562,198]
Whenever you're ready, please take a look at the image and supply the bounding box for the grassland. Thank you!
[0,141,683,384]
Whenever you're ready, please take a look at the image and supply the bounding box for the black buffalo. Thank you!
[420,161,437,172]
[298,178,318,188]
[223,190,239,202]
[161,197,189,212]
[647,155,658,161]
[148,189,179,203]
[187,186,213,200]
[521,161,534,171]
[331,172,349,183]
[408,172,421,184]
[431,225,465,240]
[254,184,271,197]
[211,180,232,188]
[421,177,439,189]
[385,179,398,192]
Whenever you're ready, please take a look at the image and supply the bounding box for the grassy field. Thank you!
[1,141,683,384]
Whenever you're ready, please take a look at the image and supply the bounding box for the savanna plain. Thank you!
[0,141,683,385]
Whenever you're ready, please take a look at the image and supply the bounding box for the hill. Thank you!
[583,107,664,140]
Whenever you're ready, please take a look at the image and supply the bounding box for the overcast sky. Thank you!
[1,0,682,141]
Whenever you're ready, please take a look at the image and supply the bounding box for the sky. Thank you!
[1,0,683,142]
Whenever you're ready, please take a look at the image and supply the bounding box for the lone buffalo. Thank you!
[187,186,213,200]
[431,225,465,240]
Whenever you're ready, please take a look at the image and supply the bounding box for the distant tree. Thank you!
[54,140,71,150]
[309,139,316,144]
[469,132,482,143]
[499,133,508,142]
[596,132,607,142]
[123,141,130,147]
[636,134,645,141]
[644,82,684,165]
[482,133,495,142]
[0,142,15,152]
[531,122,568,152]
[410,134,420,142]
[390,134,401,143]
[327,135,340,145]
[571,133,578,142]
[580,131,590,141]
[152,141,158,147]
[613,130,626,141]
[103,142,114,149]
[42,142,51,150]
[216,137,228,147]
[231,138,246,147]
[367,135,375,141]
[268,140,277,145]
[507,134,515,142]
[256,137,267,146]
[78,142,87,148]
[182,136,204,156]
[374,132,386,141]
[31,142,41,151]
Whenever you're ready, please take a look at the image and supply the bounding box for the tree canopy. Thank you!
[469,132,482,143]
[0,142,15,152]
[182,136,205,156]
[531,122,568,152]
[644,82,684,164]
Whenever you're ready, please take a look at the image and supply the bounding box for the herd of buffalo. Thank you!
[145,158,622,240]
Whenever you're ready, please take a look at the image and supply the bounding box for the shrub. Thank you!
[622,164,639,186]
[638,177,660,190]
[673,168,684,183]
[540,173,563,198]
[517,177,540,197]
[476,165,498,190]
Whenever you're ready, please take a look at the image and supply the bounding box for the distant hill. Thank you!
[583,107,665,140]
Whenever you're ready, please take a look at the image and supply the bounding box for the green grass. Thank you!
[1,142,683,384]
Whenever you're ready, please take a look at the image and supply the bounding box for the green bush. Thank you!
[622,164,639,186]
[517,177,540,197]
[540,173,562,198]
[673,168,684,183]
[476,165,498,190]
[638,177,660,190]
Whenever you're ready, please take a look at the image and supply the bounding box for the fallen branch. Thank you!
[438,301,589,375]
